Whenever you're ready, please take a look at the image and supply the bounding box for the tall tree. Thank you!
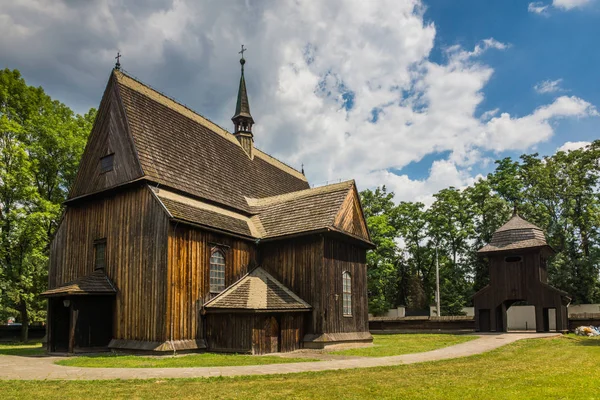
[360,186,402,315]
[0,69,94,340]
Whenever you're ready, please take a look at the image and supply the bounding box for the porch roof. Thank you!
[41,271,117,297]
[204,267,311,312]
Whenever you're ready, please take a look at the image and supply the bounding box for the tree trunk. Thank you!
[19,299,29,342]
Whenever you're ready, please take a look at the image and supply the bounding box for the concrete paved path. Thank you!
[0,333,559,381]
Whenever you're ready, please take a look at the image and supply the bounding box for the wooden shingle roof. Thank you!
[112,71,309,213]
[204,267,311,312]
[478,214,550,254]
[41,271,116,297]
[249,180,355,239]
[151,181,373,245]
[152,187,256,238]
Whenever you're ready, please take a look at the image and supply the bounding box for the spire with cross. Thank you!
[239,44,246,72]
[115,51,122,71]
[232,44,254,157]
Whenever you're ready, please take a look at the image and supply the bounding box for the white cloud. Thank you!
[528,2,550,14]
[534,79,564,93]
[557,141,591,152]
[481,96,596,151]
[553,0,593,10]
[0,0,597,205]
[528,0,593,13]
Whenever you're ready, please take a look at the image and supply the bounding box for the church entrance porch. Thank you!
[41,270,117,353]
[47,295,114,353]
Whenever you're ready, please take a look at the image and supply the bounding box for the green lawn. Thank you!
[0,342,45,356]
[1,335,599,399]
[329,333,476,357]
[55,352,318,368]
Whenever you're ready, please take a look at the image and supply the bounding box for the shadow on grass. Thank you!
[0,342,47,357]
[575,338,600,346]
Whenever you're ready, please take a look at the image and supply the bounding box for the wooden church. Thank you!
[474,211,570,332]
[42,54,374,354]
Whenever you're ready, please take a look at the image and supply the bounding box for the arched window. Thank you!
[210,249,226,293]
[342,271,352,316]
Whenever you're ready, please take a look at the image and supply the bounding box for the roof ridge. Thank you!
[115,69,234,139]
[247,180,354,208]
[253,149,306,181]
[495,214,543,232]
[114,70,307,182]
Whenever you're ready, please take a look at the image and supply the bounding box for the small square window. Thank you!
[100,154,114,173]
[95,240,106,270]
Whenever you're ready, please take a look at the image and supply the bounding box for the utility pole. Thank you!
[435,246,441,317]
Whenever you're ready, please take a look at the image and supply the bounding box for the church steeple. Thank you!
[232,45,254,158]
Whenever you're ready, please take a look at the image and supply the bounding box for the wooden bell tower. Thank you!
[474,212,570,332]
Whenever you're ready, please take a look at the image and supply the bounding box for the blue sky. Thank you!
[419,0,600,179]
[1,0,598,203]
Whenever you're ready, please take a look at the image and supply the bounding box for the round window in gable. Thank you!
[505,256,522,263]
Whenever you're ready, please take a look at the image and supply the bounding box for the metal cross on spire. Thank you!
[115,51,122,71]
[238,45,246,73]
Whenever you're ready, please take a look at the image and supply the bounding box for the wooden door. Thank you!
[479,309,491,332]
[268,316,279,353]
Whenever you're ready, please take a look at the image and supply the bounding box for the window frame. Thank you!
[209,248,226,294]
[100,153,115,174]
[342,271,352,317]
[94,239,107,271]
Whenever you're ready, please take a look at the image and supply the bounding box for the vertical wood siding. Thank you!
[260,235,369,337]
[259,236,324,334]
[167,225,256,341]
[333,189,370,241]
[206,313,304,354]
[49,185,169,343]
[323,238,370,334]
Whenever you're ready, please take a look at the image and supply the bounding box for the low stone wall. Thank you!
[0,325,46,342]
[369,316,475,332]
[568,313,600,331]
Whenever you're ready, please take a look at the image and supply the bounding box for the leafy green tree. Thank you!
[464,179,510,293]
[360,186,402,315]
[0,69,94,340]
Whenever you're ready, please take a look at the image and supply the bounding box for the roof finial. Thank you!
[115,51,122,71]
[301,163,305,175]
[239,44,246,73]
[513,201,518,216]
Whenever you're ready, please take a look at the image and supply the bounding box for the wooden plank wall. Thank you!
[323,238,370,334]
[333,189,370,241]
[167,225,256,341]
[206,313,304,354]
[69,74,143,199]
[259,236,324,334]
[280,314,304,353]
[49,185,169,343]
[205,314,253,353]
[260,235,369,337]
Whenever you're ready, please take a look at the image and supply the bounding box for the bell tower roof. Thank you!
[478,213,551,254]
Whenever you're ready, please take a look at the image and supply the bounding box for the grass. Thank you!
[329,333,476,357]
[1,335,599,399]
[55,352,318,368]
[0,342,45,356]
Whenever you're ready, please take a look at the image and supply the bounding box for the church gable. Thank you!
[112,71,309,213]
[333,185,370,242]
[69,73,143,199]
